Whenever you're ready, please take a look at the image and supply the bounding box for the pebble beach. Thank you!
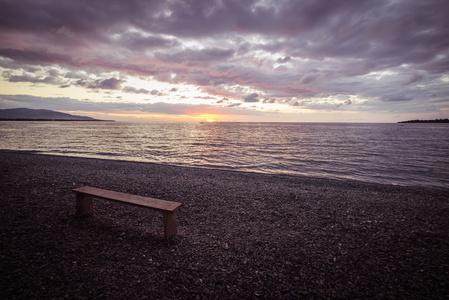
[1,151,448,299]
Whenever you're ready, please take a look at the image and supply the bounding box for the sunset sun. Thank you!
[198,114,219,122]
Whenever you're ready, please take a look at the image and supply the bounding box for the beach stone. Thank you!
[0,151,448,299]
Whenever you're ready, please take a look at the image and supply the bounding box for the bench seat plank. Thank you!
[73,186,181,212]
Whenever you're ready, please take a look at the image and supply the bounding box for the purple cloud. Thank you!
[380,92,413,102]
[404,74,424,85]
[243,93,260,103]
[5,73,61,85]
[77,78,123,90]
[277,56,291,64]
[155,48,235,67]
[123,86,150,94]
[0,49,73,65]
[116,32,179,51]
[0,0,448,120]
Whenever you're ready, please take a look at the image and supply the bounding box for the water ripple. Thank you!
[1,121,448,188]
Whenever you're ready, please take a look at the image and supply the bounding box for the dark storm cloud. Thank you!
[116,32,180,51]
[2,1,448,61]
[291,101,304,107]
[75,78,123,90]
[380,92,413,102]
[0,49,73,65]
[122,86,150,94]
[155,48,235,67]
[92,78,123,90]
[243,93,260,103]
[6,73,62,85]
[300,74,318,85]
[404,74,425,85]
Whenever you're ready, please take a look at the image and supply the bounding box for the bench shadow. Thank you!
[67,213,181,247]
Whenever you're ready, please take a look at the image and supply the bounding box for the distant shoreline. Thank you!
[0,118,114,122]
[0,108,114,122]
[398,118,449,123]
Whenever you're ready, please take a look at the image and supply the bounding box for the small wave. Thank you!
[1,121,448,189]
[95,152,125,157]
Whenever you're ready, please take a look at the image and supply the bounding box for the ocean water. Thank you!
[1,121,448,188]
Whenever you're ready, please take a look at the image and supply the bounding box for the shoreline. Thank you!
[1,149,447,190]
[1,151,448,299]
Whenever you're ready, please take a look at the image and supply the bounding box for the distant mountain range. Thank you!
[0,108,110,121]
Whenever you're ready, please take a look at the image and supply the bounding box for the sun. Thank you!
[197,114,219,122]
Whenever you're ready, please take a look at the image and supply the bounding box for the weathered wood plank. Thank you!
[72,186,181,240]
[72,186,181,212]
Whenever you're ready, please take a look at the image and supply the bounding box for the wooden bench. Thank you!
[72,186,181,239]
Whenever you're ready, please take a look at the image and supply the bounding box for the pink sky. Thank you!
[0,0,448,122]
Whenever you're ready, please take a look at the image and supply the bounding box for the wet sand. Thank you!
[1,151,448,299]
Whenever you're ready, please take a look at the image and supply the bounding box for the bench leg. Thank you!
[76,193,93,216]
[162,211,178,239]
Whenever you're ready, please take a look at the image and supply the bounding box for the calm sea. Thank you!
[1,121,448,188]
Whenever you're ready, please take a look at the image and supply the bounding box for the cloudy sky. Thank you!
[0,0,448,122]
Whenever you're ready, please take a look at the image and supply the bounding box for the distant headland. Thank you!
[0,108,113,121]
[398,118,449,123]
